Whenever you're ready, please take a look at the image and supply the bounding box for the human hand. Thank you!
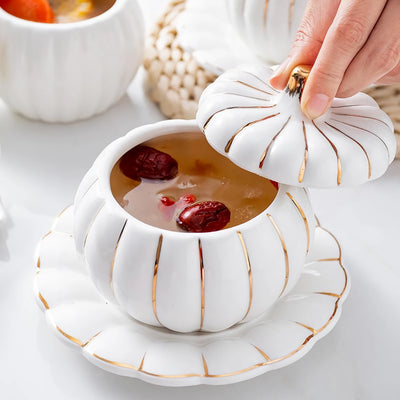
[270,0,400,119]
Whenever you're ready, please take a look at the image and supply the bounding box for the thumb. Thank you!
[269,0,340,90]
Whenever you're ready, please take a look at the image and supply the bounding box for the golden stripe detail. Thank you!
[86,227,345,381]
[41,230,53,241]
[316,292,341,298]
[225,112,280,153]
[221,92,272,102]
[138,353,146,371]
[43,223,346,380]
[234,80,273,95]
[199,239,205,330]
[331,112,392,129]
[206,334,314,377]
[82,331,102,347]
[312,121,342,185]
[286,192,310,253]
[54,205,71,220]
[88,328,327,379]
[205,362,269,378]
[330,118,390,161]
[152,235,163,325]
[56,326,84,347]
[298,120,308,182]
[243,71,280,93]
[57,327,101,348]
[267,214,289,297]
[83,203,105,248]
[259,115,291,168]
[203,104,277,131]
[317,257,340,262]
[325,121,371,179]
[295,321,317,335]
[37,229,72,269]
[315,301,339,334]
[237,231,253,321]
[38,292,49,310]
[313,226,348,333]
[253,345,270,361]
[263,0,269,24]
[202,354,209,376]
[110,219,128,295]
[134,370,200,379]
[93,353,138,370]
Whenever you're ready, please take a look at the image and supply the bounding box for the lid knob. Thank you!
[286,65,312,100]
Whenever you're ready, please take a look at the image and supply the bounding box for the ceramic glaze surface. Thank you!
[197,65,397,188]
[225,0,308,64]
[176,0,306,75]
[0,0,144,122]
[176,0,259,75]
[73,120,316,333]
[35,206,349,386]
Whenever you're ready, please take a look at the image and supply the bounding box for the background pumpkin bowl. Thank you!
[0,0,144,123]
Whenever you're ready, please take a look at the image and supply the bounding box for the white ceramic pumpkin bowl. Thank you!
[73,119,316,333]
[0,0,144,123]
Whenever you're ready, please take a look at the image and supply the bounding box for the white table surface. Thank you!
[1,1,400,399]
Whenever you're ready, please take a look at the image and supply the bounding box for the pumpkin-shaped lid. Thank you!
[196,65,396,188]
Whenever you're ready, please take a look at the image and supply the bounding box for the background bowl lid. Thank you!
[196,65,397,188]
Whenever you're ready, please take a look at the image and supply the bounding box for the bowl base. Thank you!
[34,206,349,386]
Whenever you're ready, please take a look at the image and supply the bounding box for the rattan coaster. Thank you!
[143,0,400,158]
[143,0,216,120]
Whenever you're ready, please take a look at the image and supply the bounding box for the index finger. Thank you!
[301,0,387,119]
[270,0,340,90]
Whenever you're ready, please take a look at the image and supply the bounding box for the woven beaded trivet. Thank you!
[143,0,400,158]
[143,0,216,119]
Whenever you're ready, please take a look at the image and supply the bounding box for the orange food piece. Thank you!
[0,0,54,23]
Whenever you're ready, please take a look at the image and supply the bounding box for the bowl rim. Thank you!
[90,119,302,239]
[0,0,131,29]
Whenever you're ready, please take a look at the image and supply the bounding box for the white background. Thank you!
[1,1,400,399]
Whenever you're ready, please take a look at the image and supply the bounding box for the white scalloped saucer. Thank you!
[34,206,349,387]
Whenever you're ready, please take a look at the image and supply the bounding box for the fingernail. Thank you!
[271,58,290,78]
[270,60,292,87]
[304,94,330,119]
